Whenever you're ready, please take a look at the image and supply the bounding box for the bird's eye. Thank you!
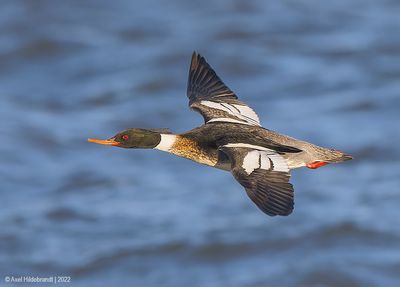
[122,134,129,141]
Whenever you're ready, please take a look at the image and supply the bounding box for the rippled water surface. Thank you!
[1,0,400,286]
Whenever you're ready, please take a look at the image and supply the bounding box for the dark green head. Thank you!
[88,128,161,149]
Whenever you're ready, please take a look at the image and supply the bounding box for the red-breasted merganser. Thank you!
[88,52,352,216]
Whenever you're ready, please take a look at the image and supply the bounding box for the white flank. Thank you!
[154,134,176,152]
[200,100,260,126]
[223,143,272,151]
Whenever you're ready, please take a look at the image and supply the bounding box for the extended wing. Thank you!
[187,52,261,126]
[220,144,294,216]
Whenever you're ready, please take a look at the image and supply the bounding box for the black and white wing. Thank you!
[187,52,261,126]
[220,144,294,216]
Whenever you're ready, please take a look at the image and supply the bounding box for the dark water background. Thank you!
[1,0,400,286]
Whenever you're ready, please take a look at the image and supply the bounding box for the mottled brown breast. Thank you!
[170,136,218,167]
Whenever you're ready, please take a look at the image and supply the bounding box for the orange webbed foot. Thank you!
[306,161,328,169]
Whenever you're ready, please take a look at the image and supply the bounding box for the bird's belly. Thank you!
[285,155,307,169]
[172,149,218,167]
[287,161,306,169]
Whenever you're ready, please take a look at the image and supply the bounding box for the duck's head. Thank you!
[88,128,161,149]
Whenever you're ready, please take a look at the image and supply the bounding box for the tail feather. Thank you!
[306,150,352,169]
[325,150,353,163]
[340,154,353,161]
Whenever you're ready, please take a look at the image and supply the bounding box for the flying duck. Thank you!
[88,52,352,216]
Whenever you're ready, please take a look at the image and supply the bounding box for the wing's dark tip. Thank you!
[187,51,237,104]
[189,51,209,72]
[241,169,294,217]
[190,51,200,69]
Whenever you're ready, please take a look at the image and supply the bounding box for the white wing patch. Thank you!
[223,143,271,151]
[226,144,290,174]
[207,118,255,126]
[243,150,272,174]
[200,100,260,126]
[234,104,260,124]
[267,153,289,173]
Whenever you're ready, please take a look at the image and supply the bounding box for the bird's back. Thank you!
[180,123,350,170]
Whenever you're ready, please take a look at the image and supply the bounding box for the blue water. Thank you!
[1,0,400,286]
